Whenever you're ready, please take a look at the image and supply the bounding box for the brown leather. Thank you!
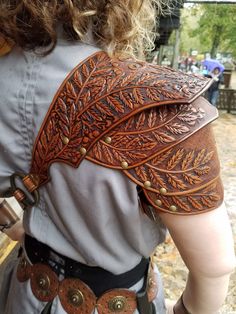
[87,96,216,169]
[29,51,212,188]
[17,257,31,282]
[30,263,59,302]
[0,199,20,231]
[23,51,222,216]
[97,289,137,314]
[22,174,40,193]
[59,278,96,314]
[86,96,223,215]
[173,294,192,314]
[132,123,223,215]
[17,257,157,314]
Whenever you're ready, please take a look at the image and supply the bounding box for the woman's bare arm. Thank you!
[160,202,236,314]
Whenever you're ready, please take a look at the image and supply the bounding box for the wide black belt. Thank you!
[24,234,149,297]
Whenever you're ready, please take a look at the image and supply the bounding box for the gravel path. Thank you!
[154,111,236,313]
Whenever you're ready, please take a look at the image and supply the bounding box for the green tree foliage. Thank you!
[189,4,236,58]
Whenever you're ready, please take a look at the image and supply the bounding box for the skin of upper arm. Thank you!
[159,202,236,278]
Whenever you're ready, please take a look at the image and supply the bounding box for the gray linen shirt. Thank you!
[0,39,166,313]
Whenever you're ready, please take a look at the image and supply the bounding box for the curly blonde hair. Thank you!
[0,0,167,57]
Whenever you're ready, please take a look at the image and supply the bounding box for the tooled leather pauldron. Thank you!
[13,51,223,216]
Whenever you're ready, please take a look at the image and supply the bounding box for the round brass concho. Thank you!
[108,296,127,312]
[59,278,97,314]
[68,289,84,307]
[30,263,58,302]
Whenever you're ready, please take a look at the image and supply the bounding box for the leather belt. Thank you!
[24,234,150,297]
[17,257,158,314]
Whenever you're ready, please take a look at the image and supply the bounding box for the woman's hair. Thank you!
[0,0,168,58]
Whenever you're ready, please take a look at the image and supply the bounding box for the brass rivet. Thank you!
[169,205,177,212]
[155,199,162,206]
[144,181,152,189]
[108,296,127,312]
[68,289,84,307]
[79,147,87,155]
[62,136,69,145]
[121,161,129,169]
[104,136,112,144]
[159,187,167,195]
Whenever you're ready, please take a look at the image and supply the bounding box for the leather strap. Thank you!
[0,200,20,231]
[174,294,191,314]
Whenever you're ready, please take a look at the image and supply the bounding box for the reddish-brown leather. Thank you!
[30,263,59,302]
[132,124,223,216]
[97,289,137,314]
[59,278,96,314]
[16,257,31,282]
[27,51,223,215]
[30,52,211,184]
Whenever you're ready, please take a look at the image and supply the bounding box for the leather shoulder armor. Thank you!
[30,51,223,215]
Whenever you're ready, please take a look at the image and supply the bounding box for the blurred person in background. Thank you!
[206,67,224,107]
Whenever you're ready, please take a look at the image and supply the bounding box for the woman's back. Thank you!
[0,41,166,273]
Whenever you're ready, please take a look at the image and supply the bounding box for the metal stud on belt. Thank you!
[68,289,84,307]
[108,296,127,312]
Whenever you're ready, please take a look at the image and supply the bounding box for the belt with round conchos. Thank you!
[17,255,158,314]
